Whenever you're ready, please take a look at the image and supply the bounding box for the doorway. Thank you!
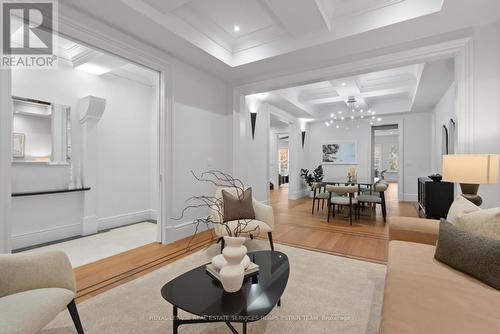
[372,124,400,199]
[9,34,163,267]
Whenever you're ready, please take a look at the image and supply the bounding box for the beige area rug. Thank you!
[42,241,386,334]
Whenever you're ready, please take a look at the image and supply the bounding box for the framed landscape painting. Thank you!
[322,142,357,165]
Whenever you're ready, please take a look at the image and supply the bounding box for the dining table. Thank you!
[322,177,380,194]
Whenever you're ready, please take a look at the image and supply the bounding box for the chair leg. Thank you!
[322,199,325,210]
[317,199,320,212]
[327,200,331,222]
[249,234,254,240]
[220,237,225,253]
[67,300,84,334]
[381,192,387,222]
[312,199,315,214]
[268,232,275,251]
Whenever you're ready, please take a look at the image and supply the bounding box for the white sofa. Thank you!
[0,250,84,334]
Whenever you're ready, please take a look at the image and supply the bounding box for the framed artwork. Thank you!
[13,132,25,158]
[322,142,357,165]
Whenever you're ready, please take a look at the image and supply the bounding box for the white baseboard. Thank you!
[97,209,156,231]
[163,220,211,244]
[12,223,81,250]
[403,193,418,202]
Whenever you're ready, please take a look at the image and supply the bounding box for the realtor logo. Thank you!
[1,0,58,69]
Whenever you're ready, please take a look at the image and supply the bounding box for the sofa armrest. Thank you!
[253,200,274,230]
[0,250,75,298]
[389,216,440,245]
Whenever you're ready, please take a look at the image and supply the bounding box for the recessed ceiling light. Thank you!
[341,82,346,86]
[360,109,364,113]
[372,116,376,119]
[336,125,340,129]
[330,120,333,124]
[325,122,330,127]
[351,109,355,112]
[377,117,382,121]
[234,25,240,32]
[338,111,342,114]
[351,116,355,120]
[370,122,374,125]
[360,115,364,119]
[341,117,345,120]
[330,113,334,118]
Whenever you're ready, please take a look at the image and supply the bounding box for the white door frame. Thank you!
[0,6,175,252]
[233,37,474,200]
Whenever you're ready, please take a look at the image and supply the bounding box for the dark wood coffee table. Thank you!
[161,250,290,334]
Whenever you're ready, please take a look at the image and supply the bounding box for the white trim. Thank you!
[0,67,12,253]
[11,223,81,250]
[233,38,474,205]
[97,210,156,231]
[163,220,210,244]
[288,189,309,200]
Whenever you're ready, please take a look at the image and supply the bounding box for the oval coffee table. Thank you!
[161,250,289,334]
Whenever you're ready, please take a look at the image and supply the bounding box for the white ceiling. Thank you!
[53,35,158,86]
[120,0,444,67]
[262,58,454,124]
[61,0,500,81]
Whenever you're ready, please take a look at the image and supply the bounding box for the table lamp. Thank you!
[442,154,500,206]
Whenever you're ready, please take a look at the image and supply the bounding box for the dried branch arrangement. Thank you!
[173,170,259,249]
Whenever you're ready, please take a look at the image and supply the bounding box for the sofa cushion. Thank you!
[0,288,74,334]
[380,241,500,334]
[435,220,500,290]
[453,207,500,240]
[222,187,255,222]
[446,196,480,223]
[216,219,271,236]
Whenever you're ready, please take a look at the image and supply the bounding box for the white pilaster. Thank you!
[78,96,106,236]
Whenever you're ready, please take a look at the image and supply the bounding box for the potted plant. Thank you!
[174,170,258,293]
[301,165,324,197]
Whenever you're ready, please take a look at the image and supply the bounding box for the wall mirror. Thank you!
[12,97,71,164]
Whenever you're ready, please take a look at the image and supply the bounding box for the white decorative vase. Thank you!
[219,236,247,293]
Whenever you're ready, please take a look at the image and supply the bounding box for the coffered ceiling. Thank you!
[259,57,454,122]
[121,0,444,67]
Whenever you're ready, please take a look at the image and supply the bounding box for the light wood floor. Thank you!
[269,183,418,264]
[74,182,418,303]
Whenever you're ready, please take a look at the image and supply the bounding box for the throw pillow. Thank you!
[454,207,500,240]
[222,187,256,222]
[446,196,480,224]
[435,220,500,290]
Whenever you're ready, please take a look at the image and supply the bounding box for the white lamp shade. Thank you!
[442,154,500,184]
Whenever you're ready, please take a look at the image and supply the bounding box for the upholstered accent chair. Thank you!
[311,182,330,214]
[357,181,389,222]
[0,250,83,334]
[326,185,358,225]
[212,187,275,252]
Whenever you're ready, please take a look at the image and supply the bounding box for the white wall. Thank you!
[308,122,372,179]
[471,21,500,208]
[10,60,157,248]
[307,112,432,201]
[166,61,233,242]
[431,83,456,173]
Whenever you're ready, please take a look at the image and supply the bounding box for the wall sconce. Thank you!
[301,131,306,148]
[250,111,257,140]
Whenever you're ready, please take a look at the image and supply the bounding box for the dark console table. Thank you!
[417,177,454,219]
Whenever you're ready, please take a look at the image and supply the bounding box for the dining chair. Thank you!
[356,181,388,222]
[311,182,329,214]
[326,185,358,225]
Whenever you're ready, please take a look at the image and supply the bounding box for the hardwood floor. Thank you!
[74,182,418,303]
[268,183,418,263]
